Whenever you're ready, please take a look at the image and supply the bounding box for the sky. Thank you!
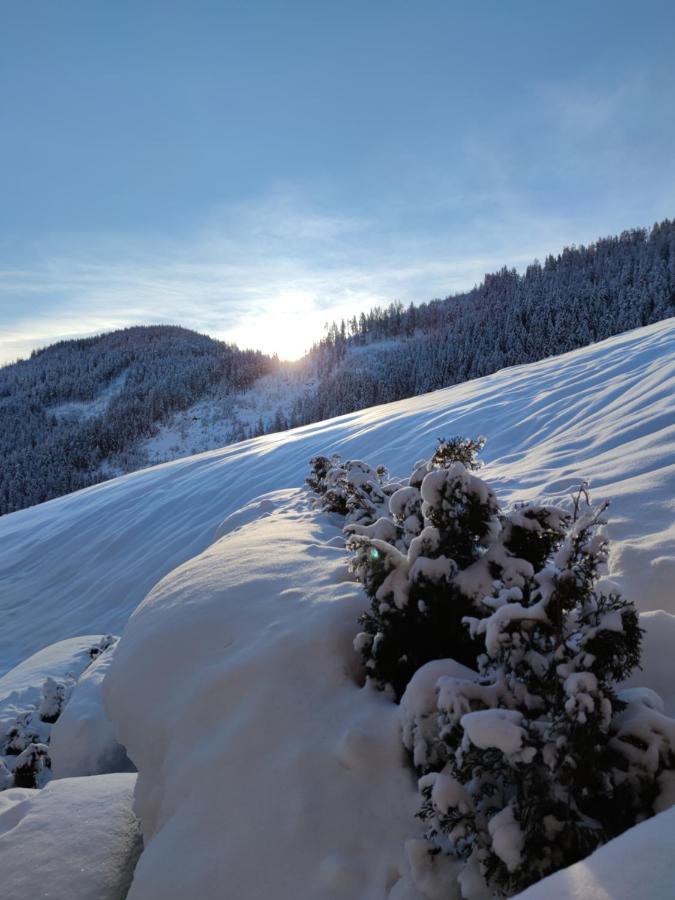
[1,0,674,364]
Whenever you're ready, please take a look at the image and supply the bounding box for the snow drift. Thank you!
[106,490,426,899]
[516,805,675,900]
[0,773,142,898]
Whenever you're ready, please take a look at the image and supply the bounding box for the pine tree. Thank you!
[350,439,506,699]
[416,488,674,897]
[307,454,399,524]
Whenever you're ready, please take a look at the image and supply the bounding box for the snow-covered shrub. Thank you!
[89,634,116,660]
[387,483,425,548]
[4,712,41,755]
[13,742,51,789]
[347,440,570,701]
[416,490,674,898]
[428,436,486,473]
[39,675,75,723]
[307,454,400,525]
[350,448,500,699]
[348,438,489,557]
[306,454,339,497]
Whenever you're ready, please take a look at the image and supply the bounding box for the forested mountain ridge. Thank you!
[2,219,674,516]
[0,326,276,514]
[143,219,675,460]
[295,220,675,422]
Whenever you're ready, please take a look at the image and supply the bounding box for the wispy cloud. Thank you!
[0,188,577,364]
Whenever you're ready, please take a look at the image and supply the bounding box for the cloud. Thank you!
[0,187,568,364]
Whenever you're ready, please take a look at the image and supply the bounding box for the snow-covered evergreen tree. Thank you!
[344,439,571,701]
[307,454,399,525]
[414,489,675,897]
[38,676,75,724]
[305,455,337,497]
[12,742,51,789]
[349,440,504,698]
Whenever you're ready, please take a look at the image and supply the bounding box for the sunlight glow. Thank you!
[226,290,352,360]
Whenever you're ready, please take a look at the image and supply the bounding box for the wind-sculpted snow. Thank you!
[0,318,674,674]
[0,773,142,898]
[105,492,431,899]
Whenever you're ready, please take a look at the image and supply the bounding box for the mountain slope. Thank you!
[0,325,276,514]
[0,319,674,899]
[0,317,673,672]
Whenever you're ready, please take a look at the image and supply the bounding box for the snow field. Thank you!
[1,318,673,672]
[0,319,674,896]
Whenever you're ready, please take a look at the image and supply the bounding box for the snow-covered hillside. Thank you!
[138,367,316,466]
[1,318,673,673]
[0,318,674,898]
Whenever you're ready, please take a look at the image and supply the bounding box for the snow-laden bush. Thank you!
[307,454,401,525]
[13,742,51,788]
[1,635,119,791]
[305,454,338,497]
[346,440,567,699]
[411,490,675,898]
[306,442,674,896]
[39,675,76,724]
[427,436,486,473]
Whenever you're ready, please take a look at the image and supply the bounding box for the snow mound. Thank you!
[105,490,422,899]
[50,641,134,779]
[0,773,142,899]
[0,635,116,775]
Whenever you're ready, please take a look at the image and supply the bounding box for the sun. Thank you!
[228,291,328,360]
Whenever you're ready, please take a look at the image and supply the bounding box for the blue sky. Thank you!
[1,0,674,362]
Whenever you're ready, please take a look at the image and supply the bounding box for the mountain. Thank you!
[0,318,673,898]
[127,218,675,469]
[1,219,674,516]
[293,219,675,423]
[0,325,276,514]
